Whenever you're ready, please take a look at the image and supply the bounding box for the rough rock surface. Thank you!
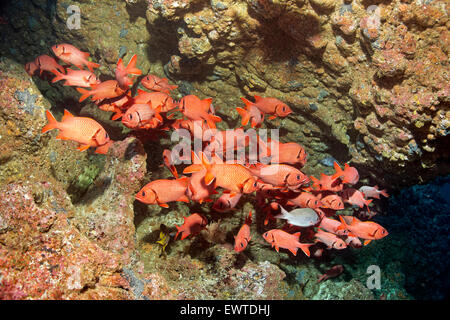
[1,0,448,188]
[0,0,448,300]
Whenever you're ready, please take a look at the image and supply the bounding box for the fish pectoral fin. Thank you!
[159,203,169,208]
[268,115,277,120]
[364,240,372,246]
[77,144,90,152]
[229,192,238,198]
[55,132,69,140]
[177,195,190,203]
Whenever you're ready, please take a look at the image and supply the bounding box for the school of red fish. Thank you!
[28,44,389,258]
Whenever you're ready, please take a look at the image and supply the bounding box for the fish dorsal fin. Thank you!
[62,109,74,121]
[254,95,262,102]
[293,232,301,238]
[345,163,350,169]
[116,58,124,69]
[203,97,213,105]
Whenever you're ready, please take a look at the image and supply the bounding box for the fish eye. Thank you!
[264,232,268,237]
[282,106,286,112]
[105,133,109,139]
[296,175,301,180]
[128,114,132,119]
[240,243,244,248]
[142,191,146,197]
[315,200,318,205]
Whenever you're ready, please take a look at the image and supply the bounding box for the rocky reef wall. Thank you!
[0,0,448,300]
[0,0,448,189]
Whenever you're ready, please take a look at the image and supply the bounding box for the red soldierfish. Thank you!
[332,161,359,185]
[98,93,134,121]
[25,61,39,76]
[52,68,100,87]
[121,103,163,129]
[338,215,388,245]
[341,188,372,210]
[51,43,100,72]
[242,96,292,120]
[77,80,126,102]
[262,229,312,257]
[41,109,110,153]
[34,55,65,76]
[213,192,242,212]
[286,192,322,209]
[178,95,222,129]
[344,235,362,248]
[141,74,178,94]
[318,217,348,236]
[186,169,217,204]
[175,213,208,240]
[183,152,258,197]
[317,265,344,283]
[260,139,307,167]
[236,99,264,128]
[234,211,252,252]
[115,54,142,89]
[247,163,310,190]
[135,177,190,208]
[134,90,177,112]
[320,194,345,210]
[310,173,343,192]
[314,230,347,250]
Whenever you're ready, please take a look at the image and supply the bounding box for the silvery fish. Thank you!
[274,205,320,227]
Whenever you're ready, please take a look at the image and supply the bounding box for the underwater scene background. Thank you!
[0,0,448,300]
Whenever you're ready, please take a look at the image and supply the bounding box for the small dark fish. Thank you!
[317,265,344,283]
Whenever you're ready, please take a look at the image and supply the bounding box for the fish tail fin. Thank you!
[236,107,250,126]
[337,215,349,231]
[200,152,215,186]
[205,114,221,129]
[245,211,252,225]
[380,189,389,198]
[51,69,65,83]
[76,87,91,102]
[85,60,100,72]
[331,161,343,180]
[298,243,312,257]
[365,199,373,212]
[174,225,181,240]
[240,97,254,108]
[317,274,326,283]
[125,54,142,75]
[41,110,59,133]
[273,205,288,220]
[111,111,123,121]
[170,166,179,179]
[183,151,205,174]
